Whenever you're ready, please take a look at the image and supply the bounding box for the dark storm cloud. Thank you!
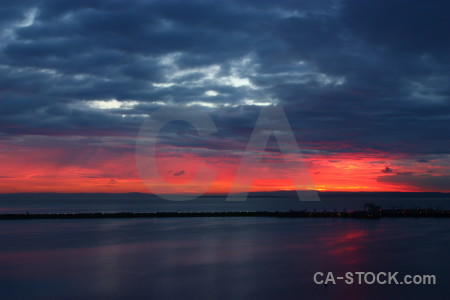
[342,0,450,60]
[378,174,450,192]
[396,172,413,176]
[173,170,185,176]
[0,0,449,158]
[381,166,393,174]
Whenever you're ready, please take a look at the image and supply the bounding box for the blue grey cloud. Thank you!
[0,0,449,159]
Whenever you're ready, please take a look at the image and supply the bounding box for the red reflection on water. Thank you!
[318,228,367,266]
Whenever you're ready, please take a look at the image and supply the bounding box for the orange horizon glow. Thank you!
[1,140,448,194]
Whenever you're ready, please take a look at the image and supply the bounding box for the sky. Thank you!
[1,0,450,194]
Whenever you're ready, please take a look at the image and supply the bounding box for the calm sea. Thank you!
[1,193,450,214]
[1,195,449,299]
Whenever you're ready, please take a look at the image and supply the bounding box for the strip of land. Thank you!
[1,209,450,220]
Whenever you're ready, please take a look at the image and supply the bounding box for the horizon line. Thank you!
[1,190,450,195]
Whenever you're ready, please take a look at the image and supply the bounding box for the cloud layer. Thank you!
[1,0,450,192]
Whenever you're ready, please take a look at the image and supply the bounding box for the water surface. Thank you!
[1,218,448,299]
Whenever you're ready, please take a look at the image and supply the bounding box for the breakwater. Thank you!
[1,208,450,220]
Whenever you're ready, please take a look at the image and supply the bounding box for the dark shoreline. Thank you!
[1,209,450,220]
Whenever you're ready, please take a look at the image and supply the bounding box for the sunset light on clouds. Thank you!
[1,0,450,194]
[3,2,450,300]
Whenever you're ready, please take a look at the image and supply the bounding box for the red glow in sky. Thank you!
[1,139,447,194]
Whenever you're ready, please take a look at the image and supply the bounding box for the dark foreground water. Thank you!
[1,217,449,300]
